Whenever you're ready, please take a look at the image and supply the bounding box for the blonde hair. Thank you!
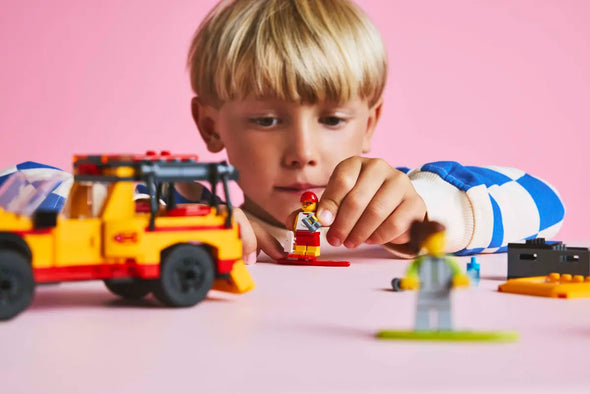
[187,0,387,106]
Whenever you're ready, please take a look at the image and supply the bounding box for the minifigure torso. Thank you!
[295,212,318,232]
[417,256,454,296]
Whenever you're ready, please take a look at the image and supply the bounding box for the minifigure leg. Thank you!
[295,231,320,257]
[305,246,320,257]
[415,305,431,331]
[293,245,307,255]
[436,298,452,331]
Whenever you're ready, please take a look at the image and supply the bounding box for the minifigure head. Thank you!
[300,191,318,213]
[188,0,387,226]
[422,231,445,257]
[409,221,446,257]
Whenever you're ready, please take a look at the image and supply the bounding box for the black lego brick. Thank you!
[507,238,590,279]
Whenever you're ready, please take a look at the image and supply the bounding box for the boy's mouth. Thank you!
[274,183,325,193]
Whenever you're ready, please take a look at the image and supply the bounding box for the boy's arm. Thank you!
[388,161,565,256]
[0,163,212,211]
[0,162,72,212]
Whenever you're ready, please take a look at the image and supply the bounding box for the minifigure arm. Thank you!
[399,257,422,290]
[404,257,421,277]
[444,256,470,288]
[286,210,301,232]
[392,162,565,256]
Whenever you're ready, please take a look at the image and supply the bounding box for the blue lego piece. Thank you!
[466,256,480,286]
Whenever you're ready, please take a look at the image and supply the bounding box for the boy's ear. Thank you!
[362,98,383,153]
[191,96,224,153]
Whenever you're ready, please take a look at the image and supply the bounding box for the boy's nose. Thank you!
[284,149,317,168]
[282,129,318,168]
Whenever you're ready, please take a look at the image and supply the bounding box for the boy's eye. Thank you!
[320,116,346,127]
[251,117,280,127]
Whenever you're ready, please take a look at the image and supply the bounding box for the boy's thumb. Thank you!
[317,182,344,226]
[316,203,336,226]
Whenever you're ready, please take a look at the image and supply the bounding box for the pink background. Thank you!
[0,0,588,239]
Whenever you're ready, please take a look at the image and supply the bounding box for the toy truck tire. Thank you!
[0,249,35,320]
[153,244,214,307]
[104,278,152,300]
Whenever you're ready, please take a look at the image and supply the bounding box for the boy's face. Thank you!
[193,97,381,226]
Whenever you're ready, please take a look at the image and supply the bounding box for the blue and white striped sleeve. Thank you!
[404,161,565,255]
[0,161,214,214]
[0,162,73,212]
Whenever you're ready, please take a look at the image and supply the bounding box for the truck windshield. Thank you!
[0,171,71,216]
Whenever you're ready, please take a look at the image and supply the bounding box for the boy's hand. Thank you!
[316,157,426,248]
[233,207,286,264]
[174,183,285,264]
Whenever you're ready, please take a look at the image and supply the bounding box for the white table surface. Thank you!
[2,244,590,394]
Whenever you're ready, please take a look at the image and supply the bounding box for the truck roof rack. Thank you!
[72,152,239,229]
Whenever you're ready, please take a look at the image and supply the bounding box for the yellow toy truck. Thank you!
[0,152,254,320]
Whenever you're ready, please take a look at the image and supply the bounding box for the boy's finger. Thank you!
[232,207,258,264]
[366,197,427,245]
[388,229,411,245]
[326,159,392,247]
[343,179,404,247]
[283,209,301,230]
[317,158,363,226]
[250,219,287,261]
[234,207,286,263]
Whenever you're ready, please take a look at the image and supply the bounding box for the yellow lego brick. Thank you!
[54,218,103,265]
[24,233,54,269]
[498,273,590,298]
[212,261,255,294]
[0,208,33,231]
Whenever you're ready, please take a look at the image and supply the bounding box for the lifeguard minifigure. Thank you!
[291,191,322,259]
[277,191,349,267]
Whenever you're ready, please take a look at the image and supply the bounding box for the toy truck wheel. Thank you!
[104,278,152,300]
[153,244,214,307]
[0,249,35,320]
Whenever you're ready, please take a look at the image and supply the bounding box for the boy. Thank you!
[1,0,564,264]
[183,0,565,262]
